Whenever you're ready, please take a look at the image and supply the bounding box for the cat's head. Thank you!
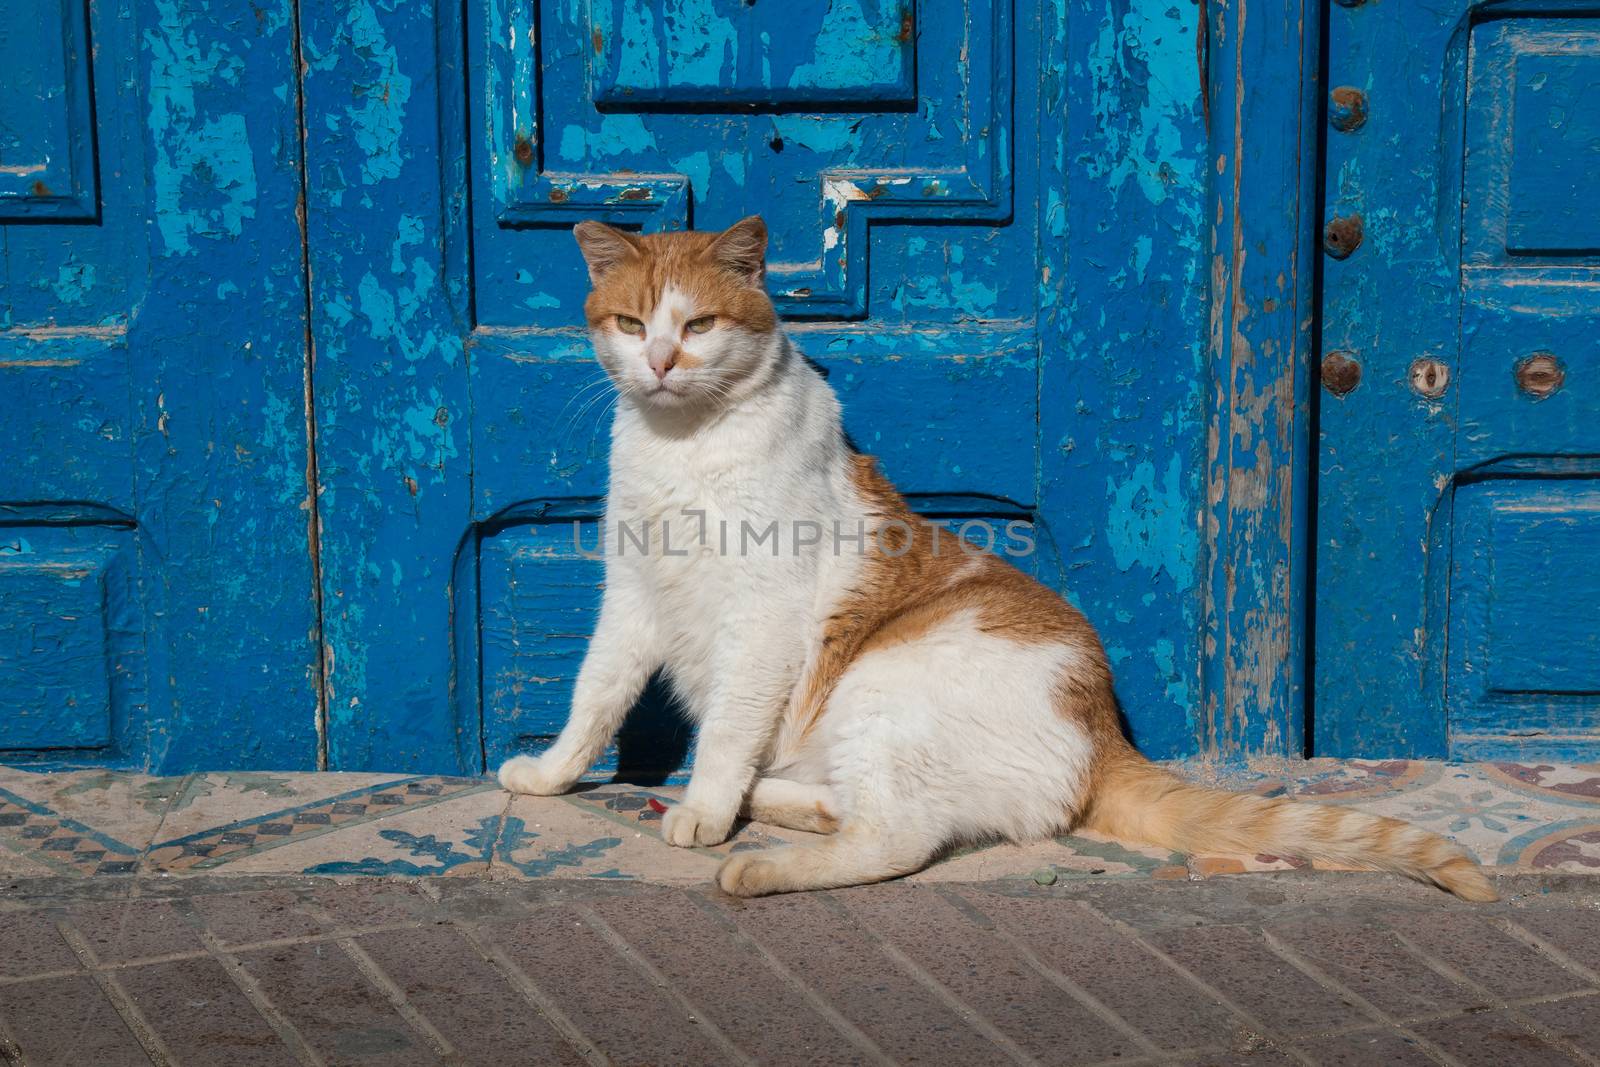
[574,216,778,410]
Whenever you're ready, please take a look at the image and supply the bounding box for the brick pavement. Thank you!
[1,872,1598,1066]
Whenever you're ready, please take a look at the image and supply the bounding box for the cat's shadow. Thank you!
[610,672,694,786]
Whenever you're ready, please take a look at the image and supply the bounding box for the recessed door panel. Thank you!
[1447,479,1600,758]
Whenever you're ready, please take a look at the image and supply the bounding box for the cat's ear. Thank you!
[573,221,642,284]
[705,215,767,287]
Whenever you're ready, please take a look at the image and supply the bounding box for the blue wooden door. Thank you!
[300,0,1209,774]
[0,0,321,769]
[1317,5,1600,760]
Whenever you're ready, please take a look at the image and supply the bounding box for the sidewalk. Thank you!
[2,760,1599,1066]
[3,871,1599,1064]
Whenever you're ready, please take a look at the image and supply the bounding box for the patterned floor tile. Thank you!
[204,786,512,877]
[0,766,173,855]
[5,761,1600,882]
[0,846,57,877]
[146,776,496,873]
[494,792,684,881]
[0,785,141,876]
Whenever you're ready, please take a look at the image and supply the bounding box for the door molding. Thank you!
[1200,0,1322,759]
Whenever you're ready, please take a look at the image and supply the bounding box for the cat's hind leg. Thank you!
[741,777,841,834]
[719,612,1094,897]
[718,825,937,896]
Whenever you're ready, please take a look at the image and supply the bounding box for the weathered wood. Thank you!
[1199,0,1319,759]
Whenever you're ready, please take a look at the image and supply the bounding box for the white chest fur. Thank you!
[601,348,861,713]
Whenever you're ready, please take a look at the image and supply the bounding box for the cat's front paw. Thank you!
[497,755,578,796]
[661,802,735,848]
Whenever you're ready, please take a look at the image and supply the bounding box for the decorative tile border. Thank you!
[144,776,496,872]
[0,786,140,876]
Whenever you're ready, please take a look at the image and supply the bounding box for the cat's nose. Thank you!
[645,339,679,381]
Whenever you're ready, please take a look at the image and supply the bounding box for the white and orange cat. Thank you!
[498,216,1494,902]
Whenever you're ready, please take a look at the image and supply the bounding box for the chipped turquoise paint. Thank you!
[1106,457,1197,591]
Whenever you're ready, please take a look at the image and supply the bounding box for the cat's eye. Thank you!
[615,315,644,335]
[686,315,716,335]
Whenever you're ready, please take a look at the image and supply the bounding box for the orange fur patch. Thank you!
[579,223,777,336]
[785,455,1124,752]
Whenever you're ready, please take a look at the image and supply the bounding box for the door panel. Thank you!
[1446,479,1600,757]
[1,0,321,769]
[308,0,1064,775]
[1317,6,1600,759]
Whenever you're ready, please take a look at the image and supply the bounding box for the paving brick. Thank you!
[307,881,433,930]
[119,957,298,1066]
[958,890,1242,1051]
[190,889,325,946]
[1297,1027,1439,1065]
[0,975,150,1066]
[1182,1050,1301,1066]
[729,891,1011,1066]
[0,910,78,978]
[1149,924,1367,1036]
[1408,1010,1579,1066]
[356,924,588,1066]
[1266,918,1479,1018]
[237,941,440,1066]
[1519,993,1600,1059]
[62,899,205,964]
[495,903,738,1066]
[1508,909,1600,975]
[588,889,872,1065]
[1387,911,1589,1001]
[837,886,1138,1064]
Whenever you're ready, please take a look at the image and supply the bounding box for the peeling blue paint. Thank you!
[1107,458,1196,589]
[662,1,736,87]
[340,1,411,185]
[668,150,712,201]
[51,261,94,304]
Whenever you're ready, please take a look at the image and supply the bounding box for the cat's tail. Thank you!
[1079,750,1497,902]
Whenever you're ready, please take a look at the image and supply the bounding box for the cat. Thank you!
[498,216,1495,902]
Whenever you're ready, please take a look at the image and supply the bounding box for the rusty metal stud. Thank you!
[1324,214,1365,259]
[513,135,534,166]
[1321,351,1362,397]
[1329,87,1368,132]
[1408,358,1450,399]
[1515,353,1565,399]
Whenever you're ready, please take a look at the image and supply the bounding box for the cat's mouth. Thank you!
[641,379,695,405]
